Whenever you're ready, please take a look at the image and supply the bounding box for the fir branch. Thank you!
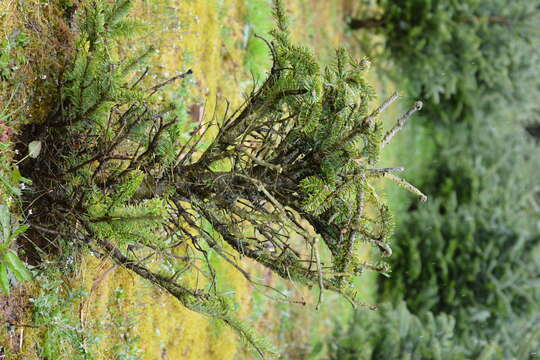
[382,100,423,148]
[330,91,398,152]
[385,173,427,202]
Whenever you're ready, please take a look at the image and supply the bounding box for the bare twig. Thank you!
[147,69,193,94]
[362,91,400,128]
[314,237,324,310]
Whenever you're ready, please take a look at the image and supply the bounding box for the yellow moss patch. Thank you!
[74,250,252,359]
[129,0,248,129]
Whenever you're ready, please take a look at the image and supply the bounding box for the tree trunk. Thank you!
[526,123,540,143]
[348,17,385,30]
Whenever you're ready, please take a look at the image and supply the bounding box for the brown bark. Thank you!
[348,17,385,30]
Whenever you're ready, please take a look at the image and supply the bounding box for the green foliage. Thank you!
[0,30,29,80]
[0,204,32,295]
[327,302,471,360]
[338,4,540,360]
[380,119,540,328]
[244,0,273,81]
[353,0,540,123]
[0,92,33,199]
[31,275,97,360]
[327,302,540,360]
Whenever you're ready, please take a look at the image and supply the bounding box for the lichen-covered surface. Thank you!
[0,1,401,358]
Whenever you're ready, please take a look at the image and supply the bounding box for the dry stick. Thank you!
[91,264,119,292]
[207,239,300,303]
[4,322,40,328]
[314,237,324,310]
[194,45,294,169]
[237,146,282,172]
[254,34,278,69]
[130,66,149,89]
[200,205,320,284]
[285,267,307,307]
[382,100,423,148]
[348,17,386,30]
[179,203,296,301]
[252,287,306,305]
[176,120,214,167]
[72,106,149,176]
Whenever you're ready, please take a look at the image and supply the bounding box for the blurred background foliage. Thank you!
[327,301,540,360]
[347,0,540,125]
[326,0,540,359]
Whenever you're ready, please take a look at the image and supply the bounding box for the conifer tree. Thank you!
[348,0,540,123]
[19,0,425,357]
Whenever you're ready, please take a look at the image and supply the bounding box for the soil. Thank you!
[0,285,32,355]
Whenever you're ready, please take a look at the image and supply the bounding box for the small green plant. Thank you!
[0,147,35,199]
[106,288,144,360]
[0,204,32,295]
[0,88,36,199]
[30,272,97,360]
[0,30,30,80]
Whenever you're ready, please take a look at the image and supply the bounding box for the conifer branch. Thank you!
[363,91,400,127]
[331,91,398,152]
[382,100,423,148]
[385,173,427,202]
[366,167,405,174]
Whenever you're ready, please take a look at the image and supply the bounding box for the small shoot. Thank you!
[0,204,32,295]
